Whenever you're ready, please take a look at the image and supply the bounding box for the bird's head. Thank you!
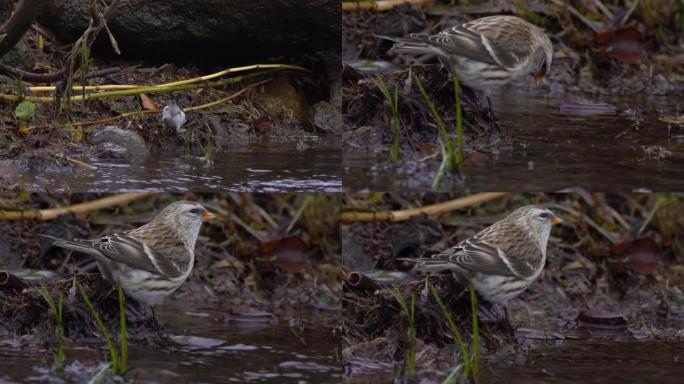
[153,201,216,249]
[508,205,561,250]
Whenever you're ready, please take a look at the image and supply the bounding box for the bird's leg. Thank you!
[501,306,515,336]
[476,299,500,324]
[484,96,500,134]
[150,306,164,338]
[124,300,147,322]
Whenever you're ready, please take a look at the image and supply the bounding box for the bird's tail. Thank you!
[40,234,99,257]
[376,34,440,56]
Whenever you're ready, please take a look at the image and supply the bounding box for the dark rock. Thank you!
[40,0,340,62]
[91,125,149,161]
[309,101,341,134]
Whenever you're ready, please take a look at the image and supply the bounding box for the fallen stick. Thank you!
[25,79,269,130]
[341,192,508,223]
[0,192,152,221]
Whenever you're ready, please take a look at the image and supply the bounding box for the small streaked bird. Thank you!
[43,201,216,306]
[162,98,187,133]
[379,15,554,91]
[407,205,561,306]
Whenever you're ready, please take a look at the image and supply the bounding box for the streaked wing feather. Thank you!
[466,20,534,69]
[80,234,184,278]
[426,26,499,66]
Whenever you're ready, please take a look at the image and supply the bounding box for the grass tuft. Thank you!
[428,280,480,380]
[77,281,128,375]
[390,288,417,376]
[36,286,65,369]
[372,77,401,162]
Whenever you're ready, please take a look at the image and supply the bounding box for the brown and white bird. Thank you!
[409,205,561,305]
[380,15,554,91]
[43,201,215,306]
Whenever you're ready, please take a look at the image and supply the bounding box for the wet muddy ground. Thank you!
[345,89,684,192]
[4,137,341,192]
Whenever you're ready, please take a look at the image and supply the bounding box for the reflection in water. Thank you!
[479,339,684,384]
[345,338,684,384]
[20,137,341,192]
[344,90,684,191]
[0,301,342,383]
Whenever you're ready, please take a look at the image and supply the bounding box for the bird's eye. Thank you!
[538,212,550,219]
[189,208,200,215]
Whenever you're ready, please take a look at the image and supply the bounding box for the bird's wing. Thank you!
[449,234,536,278]
[76,233,185,279]
[417,216,536,278]
[464,19,534,69]
[425,26,501,66]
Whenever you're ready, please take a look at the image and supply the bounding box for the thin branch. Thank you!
[341,193,508,223]
[0,193,152,221]
[25,79,269,130]
[0,64,121,83]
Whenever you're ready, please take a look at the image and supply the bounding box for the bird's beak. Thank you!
[551,216,562,225]
[532,72,544,87]
[202,211,217,222]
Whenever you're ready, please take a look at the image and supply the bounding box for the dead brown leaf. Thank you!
[594,26,642,64]
[139,93,158,112]
[610,238,659,274]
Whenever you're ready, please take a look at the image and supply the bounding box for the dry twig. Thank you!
[341,193,508,223]
[0,193,152,221]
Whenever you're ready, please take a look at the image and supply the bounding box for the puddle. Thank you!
[345,338,684,384]
[16,137,341,192]
[479,338,684,383]
[344,89,684,191]
[0,301,342,383]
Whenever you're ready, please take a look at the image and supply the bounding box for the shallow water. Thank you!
[346,337,684,384]
[17,137,341,192]
[0,302,342,383]
[479,338,684,384]
[344,89,684,191]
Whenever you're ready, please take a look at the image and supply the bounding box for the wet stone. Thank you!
[91,126,149,161]
[310,101,342,134]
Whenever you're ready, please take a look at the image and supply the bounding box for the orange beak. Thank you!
[202,211,217,222]
[532,72,544,87]
[551,216,562,225]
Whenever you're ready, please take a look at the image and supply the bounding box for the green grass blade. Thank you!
[118,286,128,372]
[453,76,464,165]
[413,74,454,170]
[469,283,480,375]
[428,281,471,376]
[390,288,416,376]
[36,287,65,369]
[372,76,401,162]
[77,282,120,374]
[442,363,463,384]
